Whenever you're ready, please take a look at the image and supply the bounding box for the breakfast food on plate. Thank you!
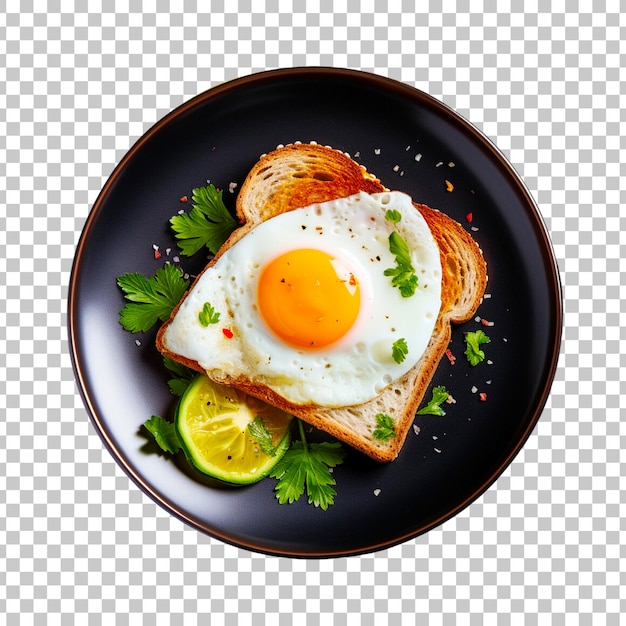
[156,142,487,462]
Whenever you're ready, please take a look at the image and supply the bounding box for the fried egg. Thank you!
[162,191,442,407]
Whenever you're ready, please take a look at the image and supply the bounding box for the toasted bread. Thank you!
[157,143,487,462]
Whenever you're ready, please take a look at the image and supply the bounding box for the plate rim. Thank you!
[68,67,563,558]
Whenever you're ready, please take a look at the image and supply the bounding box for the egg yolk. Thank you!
[257,248,361,349]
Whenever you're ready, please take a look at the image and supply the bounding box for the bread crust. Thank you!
[156,143,487,462]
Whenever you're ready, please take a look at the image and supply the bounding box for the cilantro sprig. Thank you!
[163,356,195,396]
[269,420,346,510]
[464,330,491,366]
[248,417,281,456]
[170,184,237,257]
[417,385,450,416]
[144,415,182,455]
[117,263,189,333]
[198,301,220,326]
[391,337,409,364]
[384,231,418,297]
[373,413,396,442]
[385,209,402,223]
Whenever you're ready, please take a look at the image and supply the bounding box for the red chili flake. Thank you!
[180,195,188,203]
[466,212,473,223]
[445,348,456,365]
[222,328,234,339]
[481,318,495,327]
[153,244,162,259]
[479,392,487,401]
[445,179,454,192]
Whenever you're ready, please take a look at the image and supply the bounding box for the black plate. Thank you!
[68,68,562,557]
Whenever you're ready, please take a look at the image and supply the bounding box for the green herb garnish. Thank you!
[248,417,281,456]
[269,420,346,510]
[198,301,221,326]
[384,231,418,297]
[143,415,181,455]
[391,337,409,364]
[417,385,450,416]
[464,330,491,366]
[385,209,402,223]
[117,263,189,333]
[170,184,237,257]
[373,413,396,441]
[163,356,195,396]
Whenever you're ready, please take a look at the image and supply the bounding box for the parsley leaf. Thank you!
[143,415,181,455]
[269,420,346,510]
[384,231,418,297]
[464,330,491,366]
[417,385,450,416]
[117,263,189,333]
[373,413,396,441]
[163,357,196,396]
[198,301,220,326]
[391,337,409,364]
[248,417,280,456]
[170,184,237,257]
[385,209,402,223]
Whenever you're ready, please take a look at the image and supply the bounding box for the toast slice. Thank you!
[157,142,487,462]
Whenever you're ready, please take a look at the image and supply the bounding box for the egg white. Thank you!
[163,191,442,407]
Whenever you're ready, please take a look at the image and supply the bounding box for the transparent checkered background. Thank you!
[1,2,623,624]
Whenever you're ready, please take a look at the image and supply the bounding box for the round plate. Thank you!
[68,68,562,557]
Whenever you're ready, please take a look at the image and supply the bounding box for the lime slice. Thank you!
[175,374,293,485]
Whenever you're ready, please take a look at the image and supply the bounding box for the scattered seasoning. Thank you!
[134,339,142,347]
[415,153,422,162]
[153,244,161,259]
[479,392,487,401]
[165,247,172,256]
[413,425,421,435]
[470,226,479,232]
[471,386,478,394]
[466,212,473,223]
[393,165,400,172]
[445,348,456,365]
[436,161,443,167]
[481,318,495,327]
[434,448,442,454]
[180,195,188,203]
[373,488,381,496]
[228,182,237,194]
[445,180,454,192]
[374,148,381,155]
[222,328,234,339]
[446,394,456,405]
[448,162,455,168]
